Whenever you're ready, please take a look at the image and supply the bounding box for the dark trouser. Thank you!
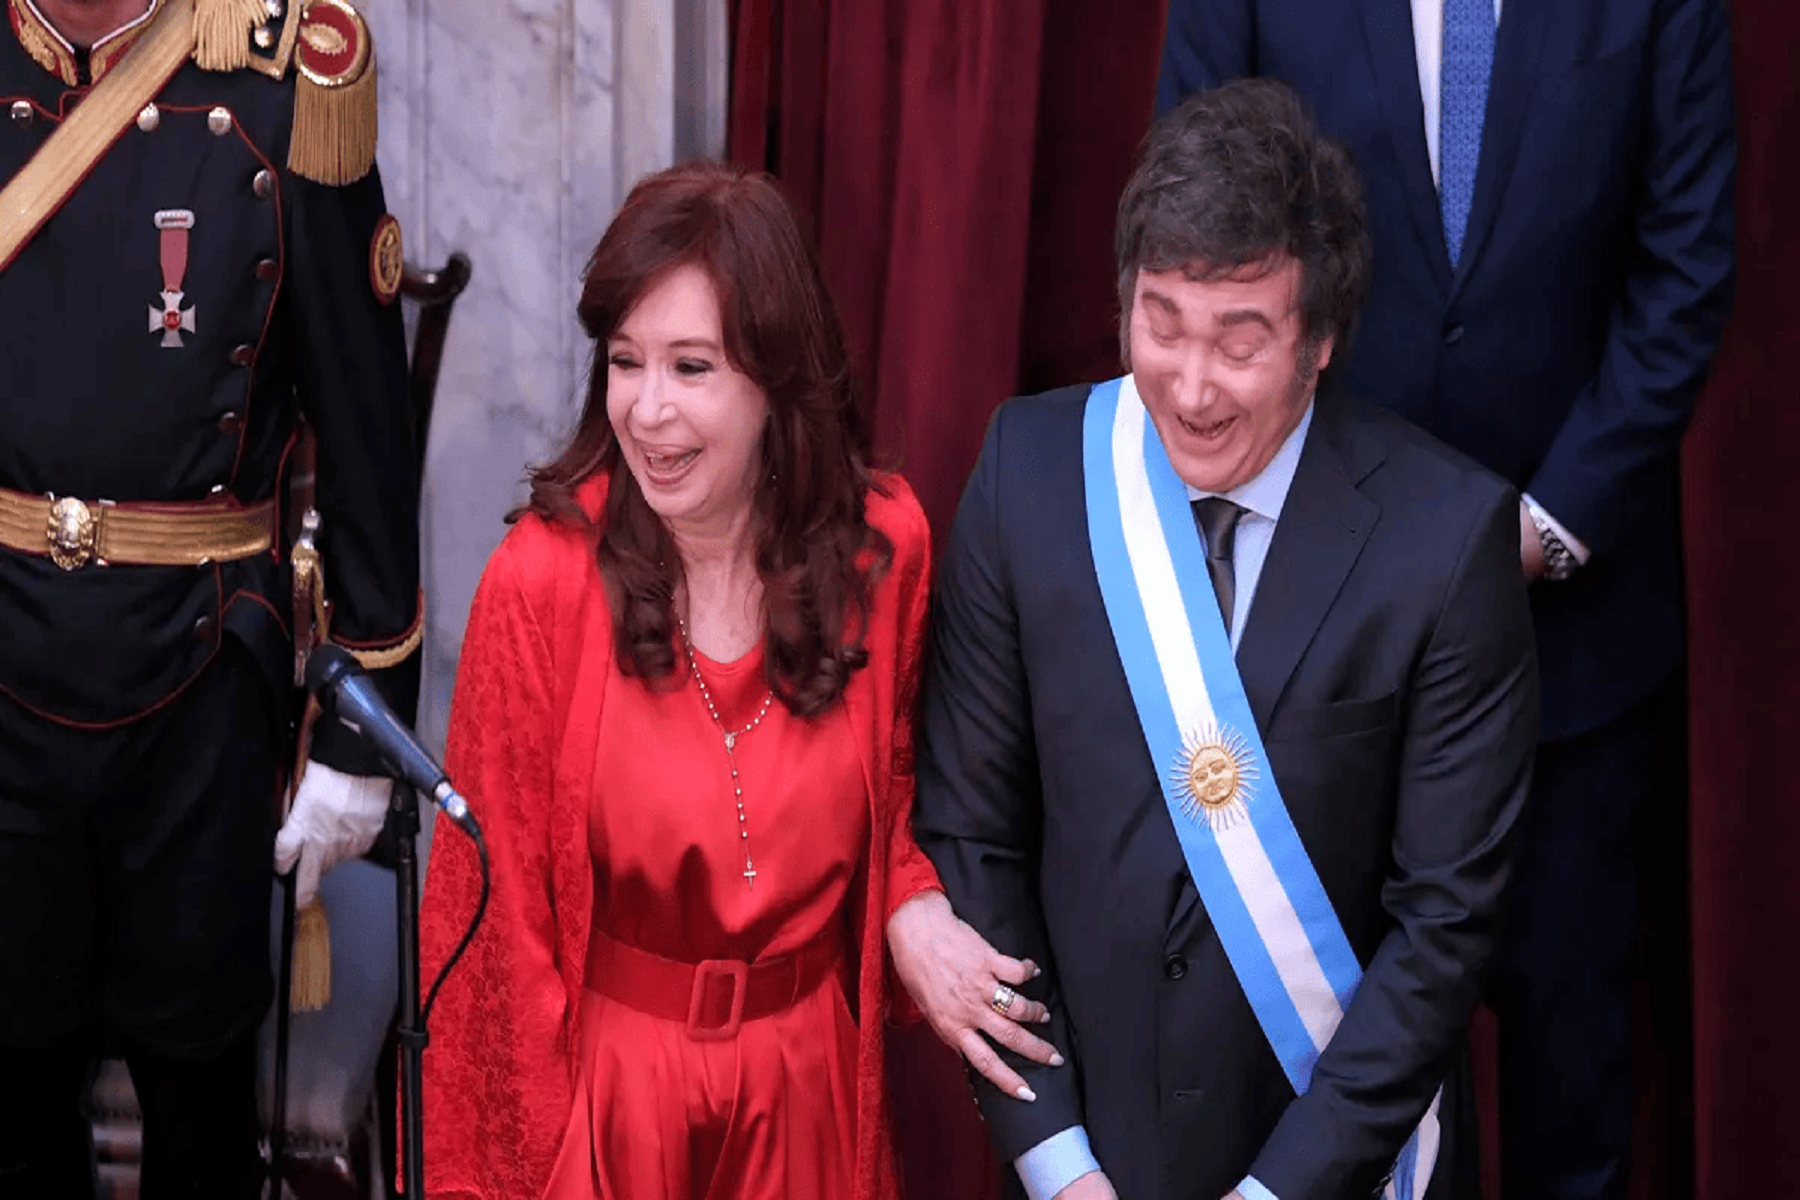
[1489,679,1683,1200]
[0,643,280,1198]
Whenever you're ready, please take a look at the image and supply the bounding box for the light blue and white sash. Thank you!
[1082,376,1439,1200]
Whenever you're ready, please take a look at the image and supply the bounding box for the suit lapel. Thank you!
[1448,0,1552,299]
[1361,0,1453,293]
[1236,400,1380,733]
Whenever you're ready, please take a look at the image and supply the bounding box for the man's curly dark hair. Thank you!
[1115,78,1372,372]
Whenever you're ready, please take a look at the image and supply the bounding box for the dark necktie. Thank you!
[1192,497,1246,635]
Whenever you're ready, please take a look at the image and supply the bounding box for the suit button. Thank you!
[254,258,278,282]
[1443,323,1465,346]
[253,169,274,199]
[193,615,216,640]
[12,100,35,127]
[1163,955,1188,981]
[229,343,255,366]
[217,411,243,433]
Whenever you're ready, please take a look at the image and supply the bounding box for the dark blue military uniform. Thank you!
[0,0,419,1192]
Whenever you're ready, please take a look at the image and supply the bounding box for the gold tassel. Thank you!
[291,897,333,1012]
[289,56,377,185]
[192,0,268,71]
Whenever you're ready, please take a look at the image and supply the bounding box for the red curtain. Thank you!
[729,3,1166,1193]
[729,2,1800,1197]
[730,0,1167,536]
[1683,3,1800,1194]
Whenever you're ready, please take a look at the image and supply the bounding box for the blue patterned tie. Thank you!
[1440,0,1495,268]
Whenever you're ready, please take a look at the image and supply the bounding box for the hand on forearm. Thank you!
[887,889,1063,1099]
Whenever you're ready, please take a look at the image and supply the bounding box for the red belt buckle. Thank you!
[686,959,749,1041]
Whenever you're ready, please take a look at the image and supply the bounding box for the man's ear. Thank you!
[1118,274,1138,374]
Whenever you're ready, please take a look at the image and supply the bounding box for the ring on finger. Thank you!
[991,982,1017,1015]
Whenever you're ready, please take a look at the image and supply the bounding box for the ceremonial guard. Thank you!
[0,0,421,1191]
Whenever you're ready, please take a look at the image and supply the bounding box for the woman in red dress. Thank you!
[417,162,1054,1200]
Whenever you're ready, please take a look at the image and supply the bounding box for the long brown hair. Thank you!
[524,160,890,718]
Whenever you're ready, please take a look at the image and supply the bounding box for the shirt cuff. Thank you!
[1237,1176,1280,1200]
[1522,493,1592,565]
[1015,1126,1100,1200]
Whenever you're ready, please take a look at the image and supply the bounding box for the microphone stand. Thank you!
[391,780,427,1197]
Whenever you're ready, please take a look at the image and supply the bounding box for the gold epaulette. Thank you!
[191,0,272,73]
[189,0,377,186]
[287,0,377,186]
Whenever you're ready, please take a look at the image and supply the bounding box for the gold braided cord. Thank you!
[347,621,422,670]
[336,591,425,669]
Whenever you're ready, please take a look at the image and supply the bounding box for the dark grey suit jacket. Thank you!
[914,384,1539,1199]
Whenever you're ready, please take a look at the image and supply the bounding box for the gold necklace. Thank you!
[678,614,775,889]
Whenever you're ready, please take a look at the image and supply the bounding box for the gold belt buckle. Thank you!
[46,496,99,570]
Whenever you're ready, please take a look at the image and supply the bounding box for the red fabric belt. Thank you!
[584,924,843,1041]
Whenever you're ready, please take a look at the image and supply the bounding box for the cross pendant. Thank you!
[743,863,757,888]
[723,732,736,752]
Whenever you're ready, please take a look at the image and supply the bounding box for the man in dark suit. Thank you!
[908,80,1537,1200]
[1155,3,1735,1196]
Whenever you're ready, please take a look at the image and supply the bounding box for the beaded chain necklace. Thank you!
[678,612,775,888]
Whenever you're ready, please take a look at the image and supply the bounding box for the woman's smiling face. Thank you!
[606,262,771,538]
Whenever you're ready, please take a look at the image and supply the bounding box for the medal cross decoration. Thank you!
[149,209,196,347]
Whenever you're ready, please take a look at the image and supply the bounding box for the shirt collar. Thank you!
[1183,400,1315,523]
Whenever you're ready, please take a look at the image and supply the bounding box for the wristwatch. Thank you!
[1527,506,1578,581]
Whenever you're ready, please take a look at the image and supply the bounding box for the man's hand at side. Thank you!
[1518,499,1546,581]
[1055,1171,1119,1200]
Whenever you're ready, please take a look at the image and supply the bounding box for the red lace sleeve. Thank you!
[879,481,944,923]
[418,525,575,1198]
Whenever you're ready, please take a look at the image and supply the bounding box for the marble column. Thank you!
[360,0,729,752]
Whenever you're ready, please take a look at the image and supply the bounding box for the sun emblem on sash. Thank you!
[1172,725,1258,830]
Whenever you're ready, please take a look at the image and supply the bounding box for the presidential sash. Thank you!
[1082,376,1440,1200]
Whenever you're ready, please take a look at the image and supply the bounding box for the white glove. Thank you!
[274,761,393,908]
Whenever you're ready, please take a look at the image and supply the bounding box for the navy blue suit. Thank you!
[1157,2,1735,1195]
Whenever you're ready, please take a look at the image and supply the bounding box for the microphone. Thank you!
[304,644,475,834]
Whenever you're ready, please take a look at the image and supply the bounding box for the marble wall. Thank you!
[361,0,729,750]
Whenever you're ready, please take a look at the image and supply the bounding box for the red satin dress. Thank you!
[542,638,869,1200]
